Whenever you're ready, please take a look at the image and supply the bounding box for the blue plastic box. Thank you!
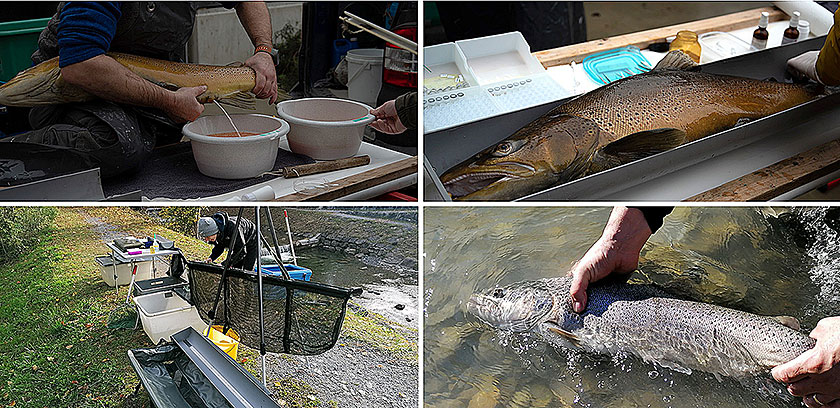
[260,264,312,281]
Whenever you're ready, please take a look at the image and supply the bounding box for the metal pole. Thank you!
[265,207,291,278]
[207,207,245,338]
[256,206,267,388]
[284,209,297,266]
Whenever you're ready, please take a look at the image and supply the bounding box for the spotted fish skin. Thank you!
[441,69,822,201]
[558,70,818,144]
[0,52,270,109]
[467,277,815,378]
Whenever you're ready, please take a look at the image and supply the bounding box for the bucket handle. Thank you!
[347,61,372,84]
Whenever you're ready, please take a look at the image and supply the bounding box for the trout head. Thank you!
[440,114,603,200]
[467,280,556,332]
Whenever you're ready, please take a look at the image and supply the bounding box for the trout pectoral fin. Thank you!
[543,321,581,346]
[771,315,801,331]
[218,91,257,110]
[590,128,687,172]
[653,50,700,71]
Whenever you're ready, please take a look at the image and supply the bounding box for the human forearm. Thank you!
[235,1,272,47]
[61,54,174,109]
[61,54,206,122]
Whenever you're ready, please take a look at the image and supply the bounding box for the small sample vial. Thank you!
[798,20,810,41]
[781,11,801,45]
[751,12,770,50]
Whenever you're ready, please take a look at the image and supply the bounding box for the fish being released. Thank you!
[0,52,286,109]
[467,276,815,378]
[441,51,823,200]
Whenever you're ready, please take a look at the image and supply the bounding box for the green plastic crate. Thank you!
[0,18,51,82]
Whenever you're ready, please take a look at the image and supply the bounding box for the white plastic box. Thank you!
[134,291,207,344]
[455,32,546,85]
[698,31,753,64]
[423,42,478,93]
[95,256,152,287]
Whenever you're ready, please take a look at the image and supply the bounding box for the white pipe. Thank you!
[284,209,297,266]
[774,1,834,36]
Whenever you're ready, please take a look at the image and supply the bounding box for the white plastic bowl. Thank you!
[276,98,375,160]
[182,114,290,179]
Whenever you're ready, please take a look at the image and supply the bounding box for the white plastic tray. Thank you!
[456,32,546,85]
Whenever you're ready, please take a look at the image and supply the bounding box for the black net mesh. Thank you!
[185,261,355,356]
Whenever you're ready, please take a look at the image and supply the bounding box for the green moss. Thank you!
[341,304,418,362]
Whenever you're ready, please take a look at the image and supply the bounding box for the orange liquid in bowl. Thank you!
[208,131,262,138]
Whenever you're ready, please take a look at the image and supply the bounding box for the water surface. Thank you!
[424,207,840,408]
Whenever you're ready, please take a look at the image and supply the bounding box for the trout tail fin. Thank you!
[0,58,87,107]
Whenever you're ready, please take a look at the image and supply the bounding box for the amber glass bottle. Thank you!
[781,11,801,45]
[751,12,769,49]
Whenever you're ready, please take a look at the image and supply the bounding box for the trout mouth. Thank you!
[441,162,536,199]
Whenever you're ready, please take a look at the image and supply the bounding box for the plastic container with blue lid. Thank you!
[582,46,653,85]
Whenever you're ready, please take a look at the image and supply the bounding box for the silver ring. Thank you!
[813,394,824,406]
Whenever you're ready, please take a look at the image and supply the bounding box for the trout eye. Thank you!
[494,142,513,156]
[492,288,505,298]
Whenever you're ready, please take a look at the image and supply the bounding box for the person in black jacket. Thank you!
[196,212,259,271]
[369,91,416,134]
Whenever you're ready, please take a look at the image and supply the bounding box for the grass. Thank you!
[342,306,418,362]
[0,207,417,407]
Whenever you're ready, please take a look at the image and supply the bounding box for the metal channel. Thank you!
[0,168,104,201]
[424,37,830,201]
[171,327,280,408]
[522,93,840,200]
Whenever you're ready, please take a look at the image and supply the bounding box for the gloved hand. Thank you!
[787,50,822,84]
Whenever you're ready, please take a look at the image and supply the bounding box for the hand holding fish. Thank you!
[568,207,651,313]
[245,51,278,104]
[167,85,207,123]
[772,316,840,407]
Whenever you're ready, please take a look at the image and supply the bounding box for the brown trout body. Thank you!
[442,58,822,200]
[0,52,271,109]
[467,277,815,378]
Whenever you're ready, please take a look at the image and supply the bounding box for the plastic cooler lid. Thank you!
[698,31,753,61]
[582,46,652,85]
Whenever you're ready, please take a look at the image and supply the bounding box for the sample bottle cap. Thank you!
[790,11,800,27]
[759,11,769,28]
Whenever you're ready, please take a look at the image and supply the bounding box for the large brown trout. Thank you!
[0,52,283,109]
[467,276,815,378]
[442,51,823,200]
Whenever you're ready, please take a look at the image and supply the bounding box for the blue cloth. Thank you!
[57,2,121,67]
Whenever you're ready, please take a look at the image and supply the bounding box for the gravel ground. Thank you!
[265,334,418,408]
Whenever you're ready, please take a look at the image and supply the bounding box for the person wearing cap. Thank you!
[787,7,840,86]
[197,211,259,271]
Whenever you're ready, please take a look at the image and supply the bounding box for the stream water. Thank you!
[299,247,415,288]
[424,207,840,408]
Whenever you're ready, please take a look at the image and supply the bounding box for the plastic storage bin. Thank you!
[698,31,753,64]
[134,276,188,296]
[134,291,207,344]
[423,42,477,94]
[96,256,152,287]
[260,264,312,281]
[455,32,546,85]
[0,18,51,82]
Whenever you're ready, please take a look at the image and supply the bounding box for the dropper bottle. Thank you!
[781,11,801,45]
[751,12,769,50]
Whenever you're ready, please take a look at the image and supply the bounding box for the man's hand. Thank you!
[772,317,840,407]
[245,52,278,104]
[568,207,652,313]
[787,50,821,84]
[370,100,407,134]
[166,85,207,123]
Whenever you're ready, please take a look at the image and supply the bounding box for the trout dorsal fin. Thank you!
[589,128,687,173]
[771,316,801,331]
[653,50,700,71]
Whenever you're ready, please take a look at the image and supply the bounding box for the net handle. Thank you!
[264,207,291,280]
[207,207,246,332]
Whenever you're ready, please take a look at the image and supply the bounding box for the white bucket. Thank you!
[277,98,374,160]
[345,48,384,107]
